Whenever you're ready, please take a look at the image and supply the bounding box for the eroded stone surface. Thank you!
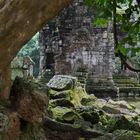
[10,77,49,124]
[93,130,140,140]
[39,0,116,97]
[7,112,20,140]
[0,112,9,139]
[47,75,77,91]
[47,76,140,140]
[0,111,20,140]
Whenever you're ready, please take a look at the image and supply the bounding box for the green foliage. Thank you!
[126,48,140,57]
[84,0,140,45]
[94,18,107,28]
[18,33,40,77]
[84,0,140,68]
[117,44,127,56]
[18,33,39,57]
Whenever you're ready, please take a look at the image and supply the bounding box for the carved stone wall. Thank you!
[39,0,117,97]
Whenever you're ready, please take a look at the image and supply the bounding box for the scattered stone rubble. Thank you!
[0,75,140,140]
[46,75,140,140]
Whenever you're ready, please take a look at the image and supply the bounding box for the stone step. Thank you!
[78,80,86,84]
[80,83,86,88]
[76,68,88,72]
[86,82,112,86]
[75,75,88,79]
[113,75,134,79]
[77,77,87,80]
[114,77,137,82]
[113,76,130,79]
[74,73,88,76]
[114,80,137,84]
[77,76,86,79]
[116,83,135,87]
[73,71,88,89]
[119,87,140,93]
[75,71,88,74]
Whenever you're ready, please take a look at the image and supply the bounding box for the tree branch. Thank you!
[0,0,72,73]
[113,0,140,72]
[118,51,140,72]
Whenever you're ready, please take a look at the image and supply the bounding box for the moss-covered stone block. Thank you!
[93,130,140,140]
[51,107,72,122]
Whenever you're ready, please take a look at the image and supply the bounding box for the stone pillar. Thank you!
[86,32,118,98]
[107,33,115,85]
[39,30,47,77]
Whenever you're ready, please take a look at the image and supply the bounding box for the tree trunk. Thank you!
[0,0,72,71]
[0,66,11,100]
[0,0,72,100]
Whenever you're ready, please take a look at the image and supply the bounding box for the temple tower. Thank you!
[39,0,118,97]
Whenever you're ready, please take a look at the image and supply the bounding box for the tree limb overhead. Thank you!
[0,0,72,72]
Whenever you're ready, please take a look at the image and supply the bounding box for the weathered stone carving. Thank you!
[39,0,117,97]
[11,56,35,80]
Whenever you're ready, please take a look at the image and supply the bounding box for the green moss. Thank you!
[113,130,140,140]
[50,98,74,108]
[79,138,85,140]
[50,87,88,107]
[11,68,23,80]
[49,89,58,95]
[0,135,3,140]
[69,87,88,107]
[100,114,109,125]
[20,123,45,140]
[50,90,71,100]
[51,106,72,122]
[114,78,137,84]
[134,84,140,87]
[93,130,140,140]
[81,95,97,106]
[62,111,79,123]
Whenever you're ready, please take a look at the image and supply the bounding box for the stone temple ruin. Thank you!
[39,0,140,98]
[39,0,118,97]
[11,56,35,80]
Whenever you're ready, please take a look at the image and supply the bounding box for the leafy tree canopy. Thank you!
[18,33,40,77]
[84,0,140,71]
[84,0,140,46]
